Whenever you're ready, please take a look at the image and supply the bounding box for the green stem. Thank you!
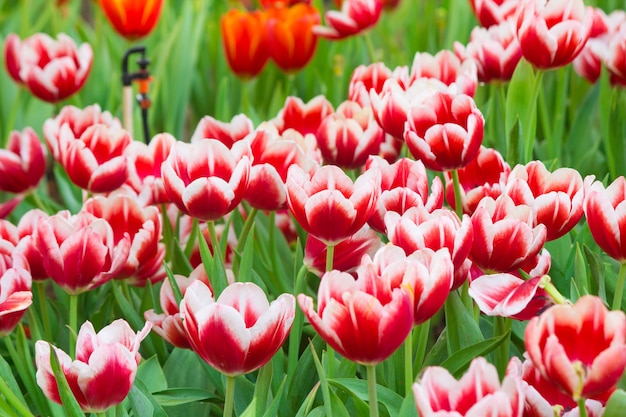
[403,328,413,396]
[363,32,378,63]
[497,84,508,156]
[366,364,379,417]
[612,263,626,311]
[577,398,588,417]
[287,265,308,386]
[493,316,512,378]
[450,169,464,220]
[232,208,258,274]
[522,68,545,163]
[413,319,430,374]
[36,282,53,341]
[325,244,335,273]
[69,294,78,358]
[207,220,225,265]
[96,413,106,417]
[539,275,568,305]
[325,243,336,378]
[223,376,236,417]
[0,376,34,417]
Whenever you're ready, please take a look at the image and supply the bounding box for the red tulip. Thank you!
[386,206,473,290]
[316,100,384,169]
[4,33,92,103]
[602,21,626,86]
[124,133,176,206]
[14,209,48,281]
[313,0,383,40]
[56,123,131,193]
[348,62,395,106]
[267,4,320,73]
[286,164,380,245]
[366,156,444,234]
[298,262,414,365]
[0,239,32,336]
[43,104,121,161]
[144,265,210,349]
[516,0,593,70]
[470,194,546,274]
[0,128,46,194]
[584,176,626,263]
[35,320,151,413]
[454,20,523,83]
[506,161,590,241]
[190,114,254,147]
[404,91,484,172]
[181,280,295,376]
[272,95,334,137]
[83,195,165,286]
[525,295,626,401]
[410,50,478,97]
[444,146,510,215]
[413,356,525,416]
[99,0,164,40]
[33,211,131,295]
[468,0,520,27]
[221,9,270,78]
[161,139,251,221]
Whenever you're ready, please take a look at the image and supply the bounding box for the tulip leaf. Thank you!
[584,244,607,303]
[440,330,511,378]
[129,380,168,417]
[443,290,483,356]
[329,378,404,417]
[136,355,169,393]
[293,383,319,417]
[398,390,419,417]
[603,389,626,417]
[150,388,218,406]
[52,164,82,214]
[47,345,85,417]
[0,353,27,408]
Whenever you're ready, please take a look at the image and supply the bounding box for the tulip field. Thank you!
[2,0,626,416]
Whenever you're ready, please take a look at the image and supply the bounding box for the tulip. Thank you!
[35,320,151,413]
[43,104,121,161]
[470,194,546,274]
[468,0,519,28]
[313,0,383,40]
[385,206,473,290]
[33,211,131,295]
[348,62,395,106]
[14,209,48,281]
[124,132,176,206]
[298,265,414,365]
[286,164,380,245]
[414,357,525,416]
[525,295,626,401]
[0,128,46,194]
[266,4,320,73]
[190,113,253,146]
[4,33,92,103]
[516,0,593,70]
[366,156,443,234]
[181,280,295,376]
[99,0,164,40]
[602,21,626,86]
[221,9,270,78]
[0,240,32,336]
[56,123,132,193]
[272,95,334,137]
[410,50,478,97]
[83,195,166,286]
[454,20,523,83]
[404,91,484,172]
[161,139,251,221]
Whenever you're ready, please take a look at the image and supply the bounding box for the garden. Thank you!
[1,0,626,416]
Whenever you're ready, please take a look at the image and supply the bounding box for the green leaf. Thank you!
[129,380,169,417]
[152,388,218,407]
[329,378,404,417]
[584,244,607,303]
[443,290,483,356]
[0,353,27,407]
[137,356,169,393]
[439,331,511,378]
[47,345,84,417]
[603,389,626,417]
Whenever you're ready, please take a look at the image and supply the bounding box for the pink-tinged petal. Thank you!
[217,283,271,327]
[144,310,191,349]
[469,274,545,318]
[413,366,456,413]
[451,357,501,412]
[35,341,73,406]
[75,321,99,363]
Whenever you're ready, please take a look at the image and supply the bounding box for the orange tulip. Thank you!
[99,0,164,40]
[266,4,319,73]
[221,9,270,78]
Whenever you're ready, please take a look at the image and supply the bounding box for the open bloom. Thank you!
[298,261,414,365]
[181,280,295,376]
[0,239,32,336]
[410,50,478,97]
[221,9,270,78]
[4,33,92,103]
[468,0,520,27]
[162,139,251,221]
[0,128,46,194]
[190,114,253,147]
[404,91,484,171]
[99,0,163,39]
[35,320,151,413]
[516,0,593,70]
[413,356,524,416]
[525,295,626,401]
[286,164,380,245]
[584,176,626,262]
[272,95,334,137]
[313,0,383,40]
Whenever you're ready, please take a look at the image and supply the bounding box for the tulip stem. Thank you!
[287,265,308,386]
[233,207,258,273]
[366,364,379,417]
[539,275,568,305]
[612,263,626,311]
[493,316,512,378]
[363,32,378,63]
[325,243,336,379]
[0,375,34,417]
[68,294,78,358]
[450,169,464,220]
[36,282,53,341]
[325,244,335,272]
[403,328,413,396]
[577,398,588,417]
[223,376,236,417]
